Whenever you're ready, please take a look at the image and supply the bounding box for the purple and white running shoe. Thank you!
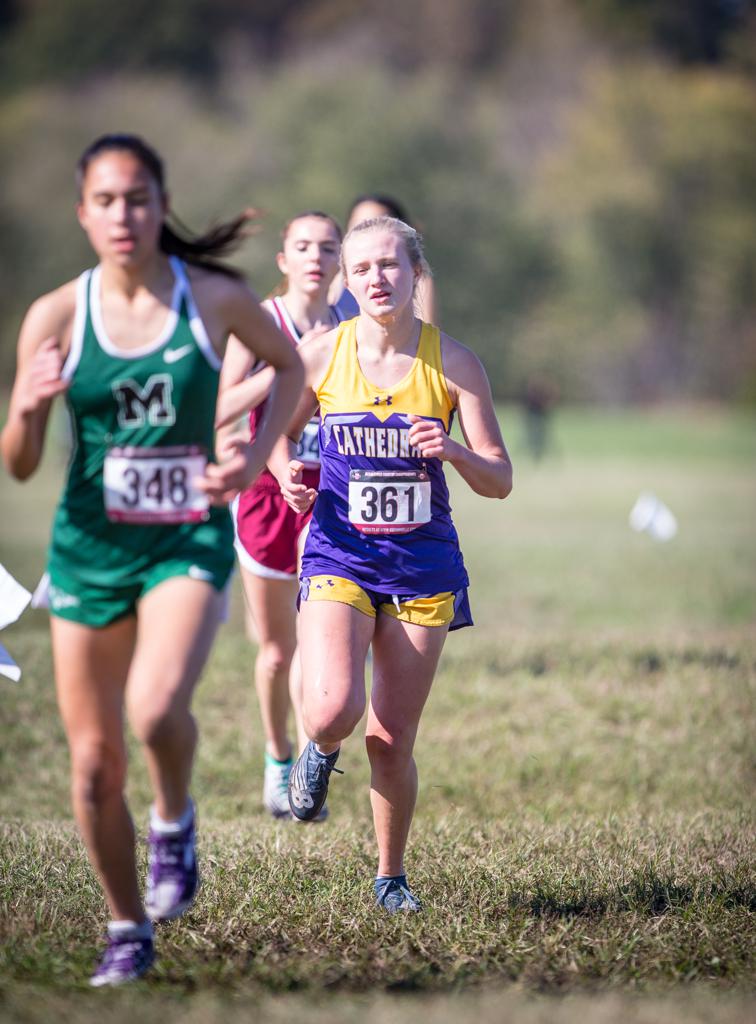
[144,802,198,922]
[89,923,154,987]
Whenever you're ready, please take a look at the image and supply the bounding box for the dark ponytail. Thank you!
[157,210,256,278]
[76,133,254,278]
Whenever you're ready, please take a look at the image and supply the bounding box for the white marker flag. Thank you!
[629,492,678,542]
[0,564,32,681]
[0,642,22,683]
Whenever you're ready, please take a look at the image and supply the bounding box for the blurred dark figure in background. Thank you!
[520,374,558,461]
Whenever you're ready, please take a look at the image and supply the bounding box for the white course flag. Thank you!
[629,492,678,542]
[0,643,23,683]
[0,563,32,682]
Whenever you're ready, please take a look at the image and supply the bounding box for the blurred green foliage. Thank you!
[0,0,754,402]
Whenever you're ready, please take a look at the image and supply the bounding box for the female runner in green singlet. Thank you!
[0,134,303,986]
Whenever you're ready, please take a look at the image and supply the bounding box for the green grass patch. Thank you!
[0,404,754,1017]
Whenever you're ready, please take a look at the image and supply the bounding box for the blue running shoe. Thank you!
[292,801,329,823]
[144,804,198,922]
[375,876,422,914]
[89,925,154,987]
[288,741,342,821]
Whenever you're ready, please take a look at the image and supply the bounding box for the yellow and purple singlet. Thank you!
[302,318,469,598]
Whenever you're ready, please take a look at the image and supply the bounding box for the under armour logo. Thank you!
[373,395,393,405]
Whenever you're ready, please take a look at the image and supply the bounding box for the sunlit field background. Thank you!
[2,3,756,1019]
[1,403,754,1022]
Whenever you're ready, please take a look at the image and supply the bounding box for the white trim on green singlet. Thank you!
[61,270,93,382]
[170,258,223,372]
[89,262,183,360]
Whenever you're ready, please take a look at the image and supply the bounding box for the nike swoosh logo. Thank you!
[163,343,194,364]
[188,565,214,582]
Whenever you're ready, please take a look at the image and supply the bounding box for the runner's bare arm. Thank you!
[192,274,303,503]
[215,318,334,435]
[408,335,512,499]
[1,284,77,480]
[267,327,336,512]
[215,334,275,431]
[266,386,320,514]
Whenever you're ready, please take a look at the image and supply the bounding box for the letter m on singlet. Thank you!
[112,374,176,429]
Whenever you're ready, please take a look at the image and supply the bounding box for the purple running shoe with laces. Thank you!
[89,923,154,987]
[144,802,198,922]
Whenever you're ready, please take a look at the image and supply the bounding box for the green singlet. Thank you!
[47,257,234,626]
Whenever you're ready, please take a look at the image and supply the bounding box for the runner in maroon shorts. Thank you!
[216,211,349,818]
[235,477,315,577]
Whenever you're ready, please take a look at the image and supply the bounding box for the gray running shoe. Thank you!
[375,876,422,913]
[292,801,329,823]
[263,754,293,818]
[89,928,154,987]
[288,740,342,821]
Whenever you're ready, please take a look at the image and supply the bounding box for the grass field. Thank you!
[1,403,754,1022]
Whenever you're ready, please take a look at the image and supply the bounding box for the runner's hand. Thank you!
[279,459,317,513]
[299,322,331,346]
[215,432,249,463]
[195,436,264,506]
[407,414,460,461]
[16,336,69,415]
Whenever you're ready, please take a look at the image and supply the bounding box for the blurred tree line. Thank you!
[1,0,754,402]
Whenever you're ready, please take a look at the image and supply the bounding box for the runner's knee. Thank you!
[304,702,363,744]
[257,638,296,677]
[71,739,126,808]
[130,701,196,750]
[365,731,415,773]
